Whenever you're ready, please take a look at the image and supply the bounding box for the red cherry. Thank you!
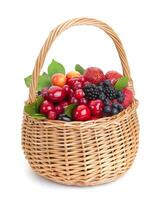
[78,75,86,83]
[68,89,74,98]
[59,101,69,109]
[79,97,88,105]
[70,96,78,104]
[41,87,48,97]
[63,85,71,95]
[47,86,65,102]
[90,116,101,120]
[83,81,91,87]
[88,100,104,116]
[73,105,91,121]
[72,81,83,90]
[55,104,64,115]
[40,100,55,115]
[48,110,57,120]
[67,78,78,87]
[75,89,84,99]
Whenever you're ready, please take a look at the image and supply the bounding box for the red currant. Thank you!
[48,110,57,120]
[75,89,84,99]
[40,100,55,115]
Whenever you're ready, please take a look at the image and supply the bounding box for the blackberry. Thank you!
[97,85,104,92]
[99,92,106,101]
[105,85,117,99]
[104,80,111,87]
[84,83,100,100]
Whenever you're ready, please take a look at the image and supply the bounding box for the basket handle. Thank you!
[28,17,134,103]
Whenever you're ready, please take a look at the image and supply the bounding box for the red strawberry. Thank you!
[105,71,122,85]
[84,67,105,84]
[122,88,134,108]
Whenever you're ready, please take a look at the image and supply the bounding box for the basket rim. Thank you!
[23,99,138,126]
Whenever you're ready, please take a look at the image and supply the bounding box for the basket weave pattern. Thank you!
[22,18,139,186]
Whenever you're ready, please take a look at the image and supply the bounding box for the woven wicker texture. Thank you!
[22,18,139,186]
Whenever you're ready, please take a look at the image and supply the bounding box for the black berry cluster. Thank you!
[84,80,125,116]
[83,83,100,100]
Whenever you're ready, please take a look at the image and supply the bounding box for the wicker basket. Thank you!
[22,18,139,186]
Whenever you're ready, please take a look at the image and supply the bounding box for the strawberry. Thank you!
[84,67,105,84]
[122,88,134,108]
[105,70,122,85]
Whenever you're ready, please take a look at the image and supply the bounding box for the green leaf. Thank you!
[30,113,47,119]
[35,96,44,112]
[24,96,44,115]
[24,75,32,87]
[37,72,51,91]
[64,104,77,118]
[75,64,85,75]
[24,73,51,91]
[114,76,129,90]
[48,59,65,77]
[24,102,37,115]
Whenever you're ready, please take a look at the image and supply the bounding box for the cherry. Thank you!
[41,87,48,97]
[75,89,84,99]
[47,86,65,102]
[59,101,69,109]
[78,75,86,83]
[67,78,78,87]
[48,110,57,120]
[72,81,83,90]
[40,100,55,115]
[88,99,104,116]
[70,96,78,104]
[79,97,88,105]
[68,89,74,98]
[73,105,91,121]
[90,116,101,120]
[55,104,64,115]
[63,85,71,95]
[83,81,91,87]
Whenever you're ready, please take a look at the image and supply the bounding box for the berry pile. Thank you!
[24,60,134,121]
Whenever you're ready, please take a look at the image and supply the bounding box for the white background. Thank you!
[0,0,160,199]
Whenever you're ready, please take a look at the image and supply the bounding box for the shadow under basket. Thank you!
[22,18,140,186]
